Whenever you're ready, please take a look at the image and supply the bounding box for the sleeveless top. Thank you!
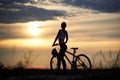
[59,30,66,40]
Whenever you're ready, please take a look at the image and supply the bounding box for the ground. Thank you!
[0,68,120,80]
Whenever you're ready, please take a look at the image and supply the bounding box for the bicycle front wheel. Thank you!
[50,56,58,70]
[75,54,92,70]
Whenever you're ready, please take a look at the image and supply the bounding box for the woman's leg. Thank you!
[57,43,67,70]
[57,54,61,69]
[60,43,67,70]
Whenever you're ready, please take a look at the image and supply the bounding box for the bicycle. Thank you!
[50,44,92,70]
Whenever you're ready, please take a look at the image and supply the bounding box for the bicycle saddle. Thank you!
[71,47,78,50]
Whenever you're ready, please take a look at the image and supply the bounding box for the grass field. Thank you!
[0,68,120,80]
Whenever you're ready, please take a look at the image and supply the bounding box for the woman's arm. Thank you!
[52,30,60,46]
[65,31,68,43]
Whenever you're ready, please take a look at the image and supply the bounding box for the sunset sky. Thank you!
[0,0,120,69]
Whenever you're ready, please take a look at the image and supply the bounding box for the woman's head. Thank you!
[61,22,66,29]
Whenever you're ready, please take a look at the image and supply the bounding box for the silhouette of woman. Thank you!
[52,22,68,70]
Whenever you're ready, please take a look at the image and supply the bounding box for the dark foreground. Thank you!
[0,68,120,80]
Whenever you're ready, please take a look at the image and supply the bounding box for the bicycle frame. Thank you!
[64,50,77,66]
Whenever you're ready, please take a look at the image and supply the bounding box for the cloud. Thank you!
[68,17,120,41]
[0,0,66,23]
[0,0,34,4]
[62,0,120,13]
[1,0,119,24]
[0,26,28,40]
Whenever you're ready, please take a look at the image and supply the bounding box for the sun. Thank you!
[29,26,40,36]
[28,21,42,36]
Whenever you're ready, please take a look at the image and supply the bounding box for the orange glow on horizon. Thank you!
[0,39,52,48]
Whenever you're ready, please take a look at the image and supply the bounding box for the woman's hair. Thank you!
[61,22,66,29]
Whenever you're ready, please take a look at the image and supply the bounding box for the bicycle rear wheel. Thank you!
[50,56,58,70]
[75,54,92,70]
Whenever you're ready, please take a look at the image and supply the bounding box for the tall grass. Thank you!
[15,49,41,69]
[92,50,120,69]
